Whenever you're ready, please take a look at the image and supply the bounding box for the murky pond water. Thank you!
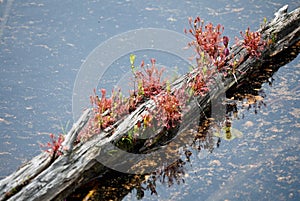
[0,0,299,200]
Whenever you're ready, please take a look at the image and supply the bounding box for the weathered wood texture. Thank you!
[0,5,299,201]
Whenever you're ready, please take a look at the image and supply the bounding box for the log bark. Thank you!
[0,5,299,201]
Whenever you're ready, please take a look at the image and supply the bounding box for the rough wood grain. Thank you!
[0,5,299,201]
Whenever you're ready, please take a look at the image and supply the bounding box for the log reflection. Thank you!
[67,97,259,201]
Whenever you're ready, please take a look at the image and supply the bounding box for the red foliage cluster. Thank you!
[77,58,169,142]
[90,88,115,131]
[76,88,129,142]
[184,17,232,97]
[188,73,209,96]
[185,17,229,68]
[153,91,183,129]
[40,133,64,158]
[88,88,129,134]
[239,27,266,57]
[129,58,165,111]
[137,58,165,97]
[131,59,186,129]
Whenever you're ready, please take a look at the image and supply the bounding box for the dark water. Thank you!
[0,0,299,200]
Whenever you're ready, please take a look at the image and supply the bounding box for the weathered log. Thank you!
[0,5,299,201]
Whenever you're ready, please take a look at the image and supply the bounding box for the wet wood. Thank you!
[0,5,299,201]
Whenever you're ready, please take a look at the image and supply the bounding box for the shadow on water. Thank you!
[66,37,300,200]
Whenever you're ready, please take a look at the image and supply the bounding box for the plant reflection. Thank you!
[67,94,263,201]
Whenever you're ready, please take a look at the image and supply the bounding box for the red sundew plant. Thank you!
[80,88,129,140]
[188,73,209,96]
[110,88,130,120]
[129,56,166,111]
[239,27,266,57]
[134,58,165,98]
[185,16,229,69]
[90,88,115,131]
[40,133,65,160]
[153,90,183,129]
[129,56,184,129]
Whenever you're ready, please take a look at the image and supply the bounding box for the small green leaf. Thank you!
[200,51,205,63]
[263,17,267,24]
[166,80,171,92]
[130,54,136,65]
[133,125,139,135]
[138,81,144,95]
[202,66,207,75]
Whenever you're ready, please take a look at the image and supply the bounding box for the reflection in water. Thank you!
[67,44,299,200]
[67,99,252,200]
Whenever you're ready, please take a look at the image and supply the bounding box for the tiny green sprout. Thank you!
[128,128,134,140]
[200,51,205,63]
[233,60,238,70]
[166,80,171,92]
[188,87,194,96]
[133,124,139,134]
[121,136,132,145]
[263,17,267,24]
[138,80,144,95]
[202,65,207,75]
[271,33,276,43]
[60,120,70,135]
[130,54,136,70]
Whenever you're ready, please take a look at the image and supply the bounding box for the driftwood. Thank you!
[0,5,299,201]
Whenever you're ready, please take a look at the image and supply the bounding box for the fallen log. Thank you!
[0,5,299,201]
